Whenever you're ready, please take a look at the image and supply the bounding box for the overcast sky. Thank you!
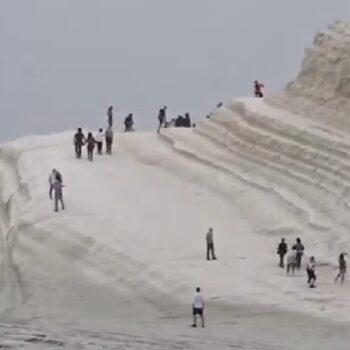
[0,0,349,141]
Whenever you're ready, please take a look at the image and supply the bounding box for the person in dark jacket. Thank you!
[175,115,185,127]
[206,228,217,260]
[335,253,347,284]
[254,81,265,98]
[124,114,134,132]
[277,238,288,268]
[73,128,86,159]
[105,126,113,155]
[184,113,191,128]
[292,238,305,269]
[157,106,167,133]
[86,132,96,161]
[107,106,114,128]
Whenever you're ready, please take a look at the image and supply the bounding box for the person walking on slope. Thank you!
[292,238,305,269]
[49,169,57,200]
[105,126,114,155]
[86,132,96,161]
[73,128,86,159]
[107,106,114,128]
[95,128,104,155]
[277,238,288,268]
[335,253,347,284]
[286,247,297,274]
[157,106,167,133]
[191,287,205,328]
[254,81,265,98]
[53,179,65,212]
[124,114,134,132]
[306,256,316,288]
[206,228,217,261]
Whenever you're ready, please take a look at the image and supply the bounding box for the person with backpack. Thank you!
[277,238,288,268]
[157,106,167,133]
[306,256,316,288]
[86,132,96,161]
[335,253,347,284]
[95,128,104,155]
[105,126,114,155]
[191,287,205,328]
[73,128,86,159]
[292,238,305,269]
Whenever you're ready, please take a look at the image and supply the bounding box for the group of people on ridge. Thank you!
[73,127,114,161]
[277,237,347,288]
[157,106,193,133]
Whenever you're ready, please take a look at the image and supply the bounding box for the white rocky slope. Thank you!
[0,21,350,350]
[269,21,350,130]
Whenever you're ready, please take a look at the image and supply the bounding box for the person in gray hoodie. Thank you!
[53,180,65,212]
[49,169,57,200]
[206,228,217,260]
[105,126,113,155]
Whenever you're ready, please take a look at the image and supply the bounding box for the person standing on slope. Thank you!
[292,238,305,269]
[107,106,114,128]
[73,128,86,159]
[86,132,96,161]
[206,228,217,261]
[157,106,167,133]
[105,126,114,155]
[306,256,316,288]
[286,247,297,274]
[49,169,57,200]
[277,238,288,268]
[124,114,134,132]
[192,287,205,328]
[53,179,65,212]
[254,81,265,98]
[335,253,347,284]
[95,128,104,155]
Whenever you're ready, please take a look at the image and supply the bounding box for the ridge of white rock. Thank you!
[269,20,350,130]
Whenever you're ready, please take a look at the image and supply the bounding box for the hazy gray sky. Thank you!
[0,0,349,141]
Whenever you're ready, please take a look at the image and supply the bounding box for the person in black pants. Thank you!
[73,128,86,159]
[206,228,217,260]
[306,256,316,288]
[277,238,288,268]
[86,132,96,161]
[292,238,305,269]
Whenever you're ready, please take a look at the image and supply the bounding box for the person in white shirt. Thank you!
[192,287,205,328]
[95,128,104,155]
[49,169,57,200]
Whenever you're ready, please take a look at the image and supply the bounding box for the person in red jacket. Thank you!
[254,81,265,98]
